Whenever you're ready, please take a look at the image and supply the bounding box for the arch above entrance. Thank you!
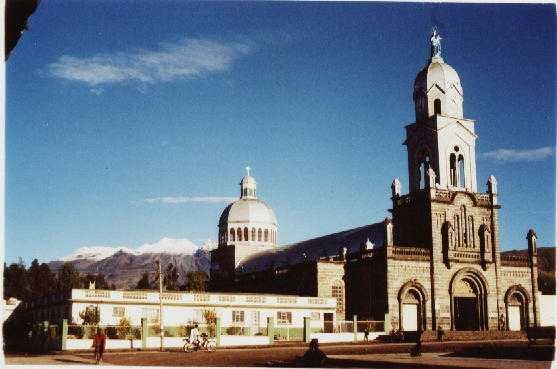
[398,280,428,332]
[449,268,488,331]
[505,285,530,331]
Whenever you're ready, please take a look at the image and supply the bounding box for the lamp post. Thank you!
[156,259,164,351]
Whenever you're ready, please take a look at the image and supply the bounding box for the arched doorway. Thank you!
[450,269,488,330]
[398,281,427,332]
[505,286,529,331]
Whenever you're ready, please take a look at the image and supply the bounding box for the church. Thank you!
[210,30,541,332]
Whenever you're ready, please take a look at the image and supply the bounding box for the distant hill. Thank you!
[501,247,555,295]
[48,238,214,289]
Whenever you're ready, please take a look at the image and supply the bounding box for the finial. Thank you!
[246,166,251,176]
[430,27,442,59]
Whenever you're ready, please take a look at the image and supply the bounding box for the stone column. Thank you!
[215,317,221,347]
[61,319,68,351]
[267,317,274,345]
[141,318,148,350]
[353,315,358,342]
[527,229,540,327]
[303,317,311,343]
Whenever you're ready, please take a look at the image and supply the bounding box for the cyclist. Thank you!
[189,324,200,350]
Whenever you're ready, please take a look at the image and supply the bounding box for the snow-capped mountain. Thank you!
[50,238,217,289]
[59,238,204,262]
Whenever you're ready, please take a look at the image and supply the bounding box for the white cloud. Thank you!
[483,146,553,162]
[144,196,236,204]
[48,38,252,86]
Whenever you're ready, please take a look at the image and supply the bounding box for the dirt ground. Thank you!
[5,340,555,367]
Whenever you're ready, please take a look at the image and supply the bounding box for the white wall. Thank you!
[539,294,556,327]
[220,335,270,346]
[310,332,382,343]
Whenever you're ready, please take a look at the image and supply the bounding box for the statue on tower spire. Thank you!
[430,27,442,58]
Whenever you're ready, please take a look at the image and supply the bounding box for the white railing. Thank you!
[71,289,336,308]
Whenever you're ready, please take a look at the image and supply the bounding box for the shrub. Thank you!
[105,326,118,339]
[117,317,131,339]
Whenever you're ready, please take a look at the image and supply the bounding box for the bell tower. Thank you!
[405,28,478,193]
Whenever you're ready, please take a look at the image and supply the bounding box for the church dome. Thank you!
[217,167,278,247]
[413,29,464,121]
[218,198,277,227]
[414,59,462,97]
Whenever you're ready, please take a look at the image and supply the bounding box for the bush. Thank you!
[105,326,118,339]
[131,327,142,340]
[117,317,131,339]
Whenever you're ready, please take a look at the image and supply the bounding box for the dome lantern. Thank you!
[413,28,463,122]
[240,166,257,199]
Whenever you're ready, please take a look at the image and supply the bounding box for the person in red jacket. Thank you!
[92,328,107,364]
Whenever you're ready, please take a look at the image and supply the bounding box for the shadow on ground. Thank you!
[444,344,555,361]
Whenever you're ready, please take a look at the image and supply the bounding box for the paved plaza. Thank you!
[5,340,555,368]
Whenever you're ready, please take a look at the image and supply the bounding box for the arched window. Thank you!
[244,227,249,241]
[264,229,269,242]
[237,227,242,241]
[230,228,235,242]
[457,155,465,187]
[450,153,457,186]
[434,98,441,115]
[258,228,262,242]
[251,228,256,241]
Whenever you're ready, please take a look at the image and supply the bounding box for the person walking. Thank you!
[363,326,370,342]
[92,328,107,364]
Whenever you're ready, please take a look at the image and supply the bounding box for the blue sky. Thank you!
[6,2,555,264]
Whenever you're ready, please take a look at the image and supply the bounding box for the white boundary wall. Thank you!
[539,294,556,327]
[310,332,382,343]
[220,335,270,346]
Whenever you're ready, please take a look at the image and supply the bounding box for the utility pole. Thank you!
[157,259,164,351]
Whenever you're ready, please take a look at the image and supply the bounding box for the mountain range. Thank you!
[48,238,216,289]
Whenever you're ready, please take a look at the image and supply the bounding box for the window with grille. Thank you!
[277,311,292,325]
[332,283,344,313]
[112,307,125,317]
[232,310,244,324]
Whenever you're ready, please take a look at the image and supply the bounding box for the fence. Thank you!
[60,316,387,350]
[273,327,304,341]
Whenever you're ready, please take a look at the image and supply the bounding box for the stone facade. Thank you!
[210,31,541,331]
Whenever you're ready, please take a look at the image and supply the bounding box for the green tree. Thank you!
[79,306,100,325]
[27,260,56,299]
[164,263,180,291]
[3,261,29,300]
[117,317,132,339]
[136,272,151,289]
[57,262,81,295]
[182,271,208,292]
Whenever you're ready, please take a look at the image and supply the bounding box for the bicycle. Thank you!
[183,333,216,352]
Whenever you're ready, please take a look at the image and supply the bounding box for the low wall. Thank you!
[146,337,184,348]
[310,332,382,343]
[67,339,143,350]
[220,335,270,346]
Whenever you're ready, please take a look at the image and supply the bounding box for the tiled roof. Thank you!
[238,222,385,273]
